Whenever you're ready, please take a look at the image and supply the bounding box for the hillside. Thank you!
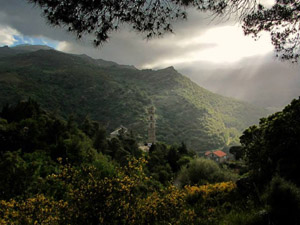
[0,45,269,151]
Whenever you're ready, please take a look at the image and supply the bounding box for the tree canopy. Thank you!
[240,97,300,187]
[28,0,300,61]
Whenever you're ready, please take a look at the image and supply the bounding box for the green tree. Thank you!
[177,158,236,187]
[147,143,173,184]
[0,150,29,199]
[0,98,41,123]
[229,146,244,160]
[266,176,300,225]
[240,98,300,186]
[167,146,180,173]
[178,141,188,155]
[0,150,57,200]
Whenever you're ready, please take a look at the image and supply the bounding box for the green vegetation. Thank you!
[0,100,238,224]
[2,45,300,225]
[0,96,300,224]
[240,98,300,186]
[232,97,300,224]
[177,158,238,187]
[0,46,269,151]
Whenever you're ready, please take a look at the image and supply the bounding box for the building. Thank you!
[147,106,156,145]
[205,150,228,163]
[110,125,128,139]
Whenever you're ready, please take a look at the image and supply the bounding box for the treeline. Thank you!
[0,99,196,198]
[0,99,238,224]
[1,98,300,224]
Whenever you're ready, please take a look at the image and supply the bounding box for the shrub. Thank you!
[176,158,237,187]
[266,176,300,225]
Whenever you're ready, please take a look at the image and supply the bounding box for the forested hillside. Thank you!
[0,45,269,151]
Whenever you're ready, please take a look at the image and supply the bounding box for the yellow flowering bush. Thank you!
[48,157,150,224]
[184,182,237,225]
[0,194,70,225]
[0,158,238,225]
[135,185,196,224]
[185,182,237,198]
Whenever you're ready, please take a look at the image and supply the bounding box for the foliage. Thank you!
[0,158,238,225]
[229,146,244,160]
[48,158,149,224]
[240,97,300,186]
[177,158,237,187]
[231,98,300,225]
[265,176,300,225]
[0,100,143,200]
[0,194,70,225]
[185,181,236,199]
[146,143,193,185]
[0,150,57,200]
[5,98,300,225]
[0,100,97,165]
[220,209,268,225]
[0,100,242,224]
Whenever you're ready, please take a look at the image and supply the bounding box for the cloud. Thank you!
[0,25,19,46]
[0,0,69,40]
[56,41,70,52]
[179,53,300,108]
[0,1,237,67]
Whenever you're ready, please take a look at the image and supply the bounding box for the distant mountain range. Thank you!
[0,45,270,151]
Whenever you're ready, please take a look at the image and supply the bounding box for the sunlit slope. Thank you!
[0,47,269,151]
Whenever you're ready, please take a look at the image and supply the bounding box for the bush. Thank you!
[221,209,268,225]
[266,176,300,225]
[176,158,237,187]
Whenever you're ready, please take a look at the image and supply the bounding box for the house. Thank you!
[138,144,150,153]
[110,125,128,139]
[205,150,228,163]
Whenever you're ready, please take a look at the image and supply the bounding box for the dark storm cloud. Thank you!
[0,0,72,41]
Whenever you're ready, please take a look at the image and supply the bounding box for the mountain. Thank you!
[0,45,270,151]
[12,44,54,52]
[0,44,54,58]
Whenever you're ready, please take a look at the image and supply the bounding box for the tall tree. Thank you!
[240,97,300,186]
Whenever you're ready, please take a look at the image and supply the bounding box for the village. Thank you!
[109,105,231,163]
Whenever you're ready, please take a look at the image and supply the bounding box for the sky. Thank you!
[0,0,299,109]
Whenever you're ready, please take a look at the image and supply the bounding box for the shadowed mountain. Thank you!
[0,44,53,58]
[12,44,54,52]
[0,45,270,151]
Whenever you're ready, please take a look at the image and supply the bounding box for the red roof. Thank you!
[213,150,227,158]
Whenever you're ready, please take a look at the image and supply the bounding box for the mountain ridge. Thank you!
[0,45,270,151]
